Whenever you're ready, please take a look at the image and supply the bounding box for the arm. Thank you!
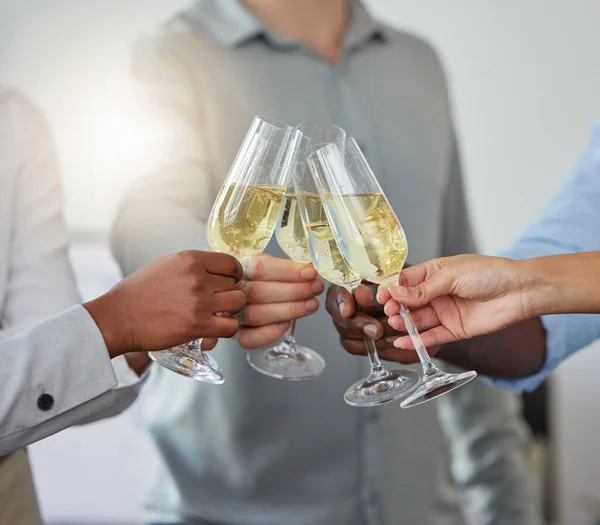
[0,250,245,454]
[396,124,600,391]
[385,252,600,348]
[0,307,119,456]
[0,92,149,420]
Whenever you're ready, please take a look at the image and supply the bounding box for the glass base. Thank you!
[246,342,326,380]
[150,347,225,384]
[400,370,477,409]
[344,369,420,408]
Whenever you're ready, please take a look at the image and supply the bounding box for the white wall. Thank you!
[2,1,600,524]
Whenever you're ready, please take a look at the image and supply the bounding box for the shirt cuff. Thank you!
[485,314,568,393]
[110,354,150,388]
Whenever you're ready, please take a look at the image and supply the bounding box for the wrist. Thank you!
[83,293,126,359]
[517,257,562,318]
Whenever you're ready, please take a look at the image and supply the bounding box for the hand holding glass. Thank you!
[247,122,345,380]
[308,138,477,408]
[296,141,418,407]
[149,116,301,383]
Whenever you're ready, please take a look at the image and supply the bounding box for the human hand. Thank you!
[378,255,530,349]
[84,250,245,358]
[236,254,325,349]
[324,282,424,364]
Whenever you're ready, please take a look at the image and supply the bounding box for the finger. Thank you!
[203,252,244,281]
[381,315,402,339]
[340,337,395,356]
[387,306,440,333]
[397,263,431,287]
[332,310,385,339]
[210,275,238,292]
[240,279,324,304]
[387,263,452,308]
[325,285,356,321]
[378,347,426,365]
[393,326,458,349]
[245,254,317,282]
[202,316,240,338]
[212,290,247,315]
[354,283,382,313]
[201,337,218,351]
[377,285,392,305]
[237,322,291,349]
[240,298,320,327]
[383,299,400,317]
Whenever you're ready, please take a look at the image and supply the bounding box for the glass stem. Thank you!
[348,285,390,381]
[364,337,389,381]
[281,319,298,353]
[181,338,205,362]
[399,305,439,378]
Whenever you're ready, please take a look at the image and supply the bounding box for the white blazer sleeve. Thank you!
[0,91,146,418]
[0,306,119,456]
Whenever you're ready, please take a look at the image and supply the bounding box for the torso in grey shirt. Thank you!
[111,1,539,524]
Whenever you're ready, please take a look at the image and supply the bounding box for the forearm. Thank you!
[437,317,547,379]
[522,252,600,316]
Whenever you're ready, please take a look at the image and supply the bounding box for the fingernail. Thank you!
[300,266,317,280]
[388,285,407,297]
[394,337,415,350]
[384,304,395,317]
[305,298,319,312]
[363,324,378,338]
[278,321,291,331]
[385,336,398,343]
[339,300,348,317]
[311,280,324,294]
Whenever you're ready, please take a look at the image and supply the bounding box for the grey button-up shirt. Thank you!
[110,1,540,524]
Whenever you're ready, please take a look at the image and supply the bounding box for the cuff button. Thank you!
[37,393,54,412]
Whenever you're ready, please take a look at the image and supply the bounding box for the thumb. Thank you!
[387,271,454,308]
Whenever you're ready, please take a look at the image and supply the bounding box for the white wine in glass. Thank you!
[308,138,477,408]
[208,184,287,262]
[246,122,344,380]
[294,148,419,407]
[150,116,301,383]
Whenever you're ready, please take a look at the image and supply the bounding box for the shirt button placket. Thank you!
[328,55,385,525]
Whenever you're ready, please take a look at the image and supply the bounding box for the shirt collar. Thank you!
[190,0,387,51]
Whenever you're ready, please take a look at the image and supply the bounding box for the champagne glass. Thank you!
[307,138,477,408]
[150,116,302,383]
[294,143,419,407]
[247,122,345,380]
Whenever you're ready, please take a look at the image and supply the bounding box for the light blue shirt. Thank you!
[495,123,600,393]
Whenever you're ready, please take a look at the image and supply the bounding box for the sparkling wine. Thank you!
[275,195,311,263]
[325,193,408,285]
[296,193,361,288]
[207,184,286,263]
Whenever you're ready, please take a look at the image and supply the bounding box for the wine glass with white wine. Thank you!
[246,122,345,380]
[307,138,477,408]
[294,141,420,407]
[150,116,302,384]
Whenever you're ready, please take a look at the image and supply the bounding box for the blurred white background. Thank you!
[1,0,600,524]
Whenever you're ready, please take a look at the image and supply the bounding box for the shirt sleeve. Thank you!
[0,306,118,455]
[1,92,146,416]
[491,123,600,393]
